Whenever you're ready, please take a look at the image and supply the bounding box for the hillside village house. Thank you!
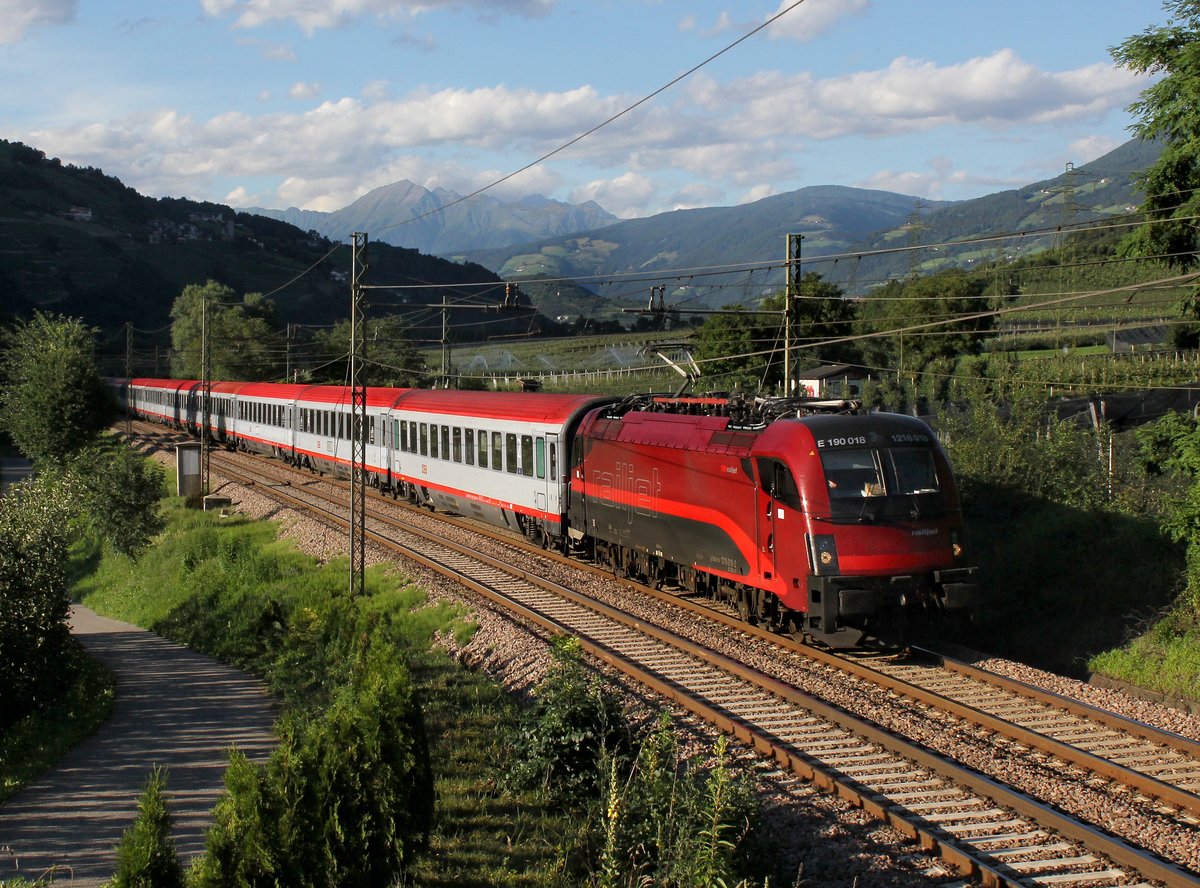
[795,363,869,398]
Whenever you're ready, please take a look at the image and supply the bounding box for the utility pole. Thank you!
[124,322,133,435]
[440,300,449,388]
[784,234,803,396]
[284,323,292,383]
[349,232,368,599]
[200,295,212,496]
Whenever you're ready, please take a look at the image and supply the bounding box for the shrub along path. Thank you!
[0,604,278,886]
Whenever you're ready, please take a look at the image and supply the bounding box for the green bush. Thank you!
[68,442,166,558]
[506,637,637,804]
[109,767,183,888]
[504,641,766,886]
[0,475,76,728]
[190,643,433,888]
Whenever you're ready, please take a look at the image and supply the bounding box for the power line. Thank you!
[372,0,813,238]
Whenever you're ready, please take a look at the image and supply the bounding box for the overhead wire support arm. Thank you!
[639,341,702,397]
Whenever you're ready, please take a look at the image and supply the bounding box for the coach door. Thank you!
[537,433,559,516]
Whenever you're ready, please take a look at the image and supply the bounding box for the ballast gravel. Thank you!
[145,441,1200,884]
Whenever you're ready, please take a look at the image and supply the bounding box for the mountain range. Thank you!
[0,133,1162,359]
[247,138,1159,317]
[461,138,1161,308]
[250,182,618,256]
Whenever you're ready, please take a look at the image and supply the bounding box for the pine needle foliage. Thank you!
[189,623,433,888]
[108,766,184,888]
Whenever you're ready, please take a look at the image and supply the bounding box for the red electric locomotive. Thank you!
[567,394,977,647]
[119,376,976,647]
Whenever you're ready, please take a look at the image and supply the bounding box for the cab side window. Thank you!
[758,458,802,510]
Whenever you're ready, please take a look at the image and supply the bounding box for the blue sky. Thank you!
[0,1,1167,221]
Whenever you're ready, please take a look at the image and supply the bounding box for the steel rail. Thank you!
[129,424,1200,817]
[189,448,1200,888]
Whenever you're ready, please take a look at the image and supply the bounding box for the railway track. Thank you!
[126,424,1200,886]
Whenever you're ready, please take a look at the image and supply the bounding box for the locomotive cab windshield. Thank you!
[820,445,945,522]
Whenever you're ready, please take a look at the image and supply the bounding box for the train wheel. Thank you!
[736,590,757,625]
[785,615,807,643]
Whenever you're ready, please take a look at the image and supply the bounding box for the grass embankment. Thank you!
[1088,606,1200,705]
[69,497,574,885]
[0,643,115,803]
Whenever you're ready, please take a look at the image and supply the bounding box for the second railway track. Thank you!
[128,424,1200,887]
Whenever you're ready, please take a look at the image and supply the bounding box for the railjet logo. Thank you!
[592,462,662,524]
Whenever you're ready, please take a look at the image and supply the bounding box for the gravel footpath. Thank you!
[0,606,278,887]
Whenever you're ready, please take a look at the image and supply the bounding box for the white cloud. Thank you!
[15,48,1149,218]
[739,183,777,205]
[202,0,555,35]
[1068,134,1124,165]
[362,80,390,101]
[720,51,1146,141]
[0,0,76,44]
[763,0,871,42]
[697,0,868,41]
[570,172,657,219]
[858,157,1019,201]
[289,81,322,100]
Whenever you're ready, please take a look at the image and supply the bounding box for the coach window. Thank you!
[506,433,519,474]
[452,427,462,463]
[440,425,450,460]
[477,431,488,468]
[549,443,557,482]
[535,437,546,479]
[369,417,377,446]
[521,435,534,477]
[417,422,427,456]
[493,432,504,471]
[465,429,474,465]
[407,421,416,453]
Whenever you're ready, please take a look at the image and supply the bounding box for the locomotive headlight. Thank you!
[950,530,963,558]
[806,534,840,575]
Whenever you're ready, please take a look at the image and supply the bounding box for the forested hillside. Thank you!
[0,140,539,359]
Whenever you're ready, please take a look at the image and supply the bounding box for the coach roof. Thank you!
[394,389,613,424]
